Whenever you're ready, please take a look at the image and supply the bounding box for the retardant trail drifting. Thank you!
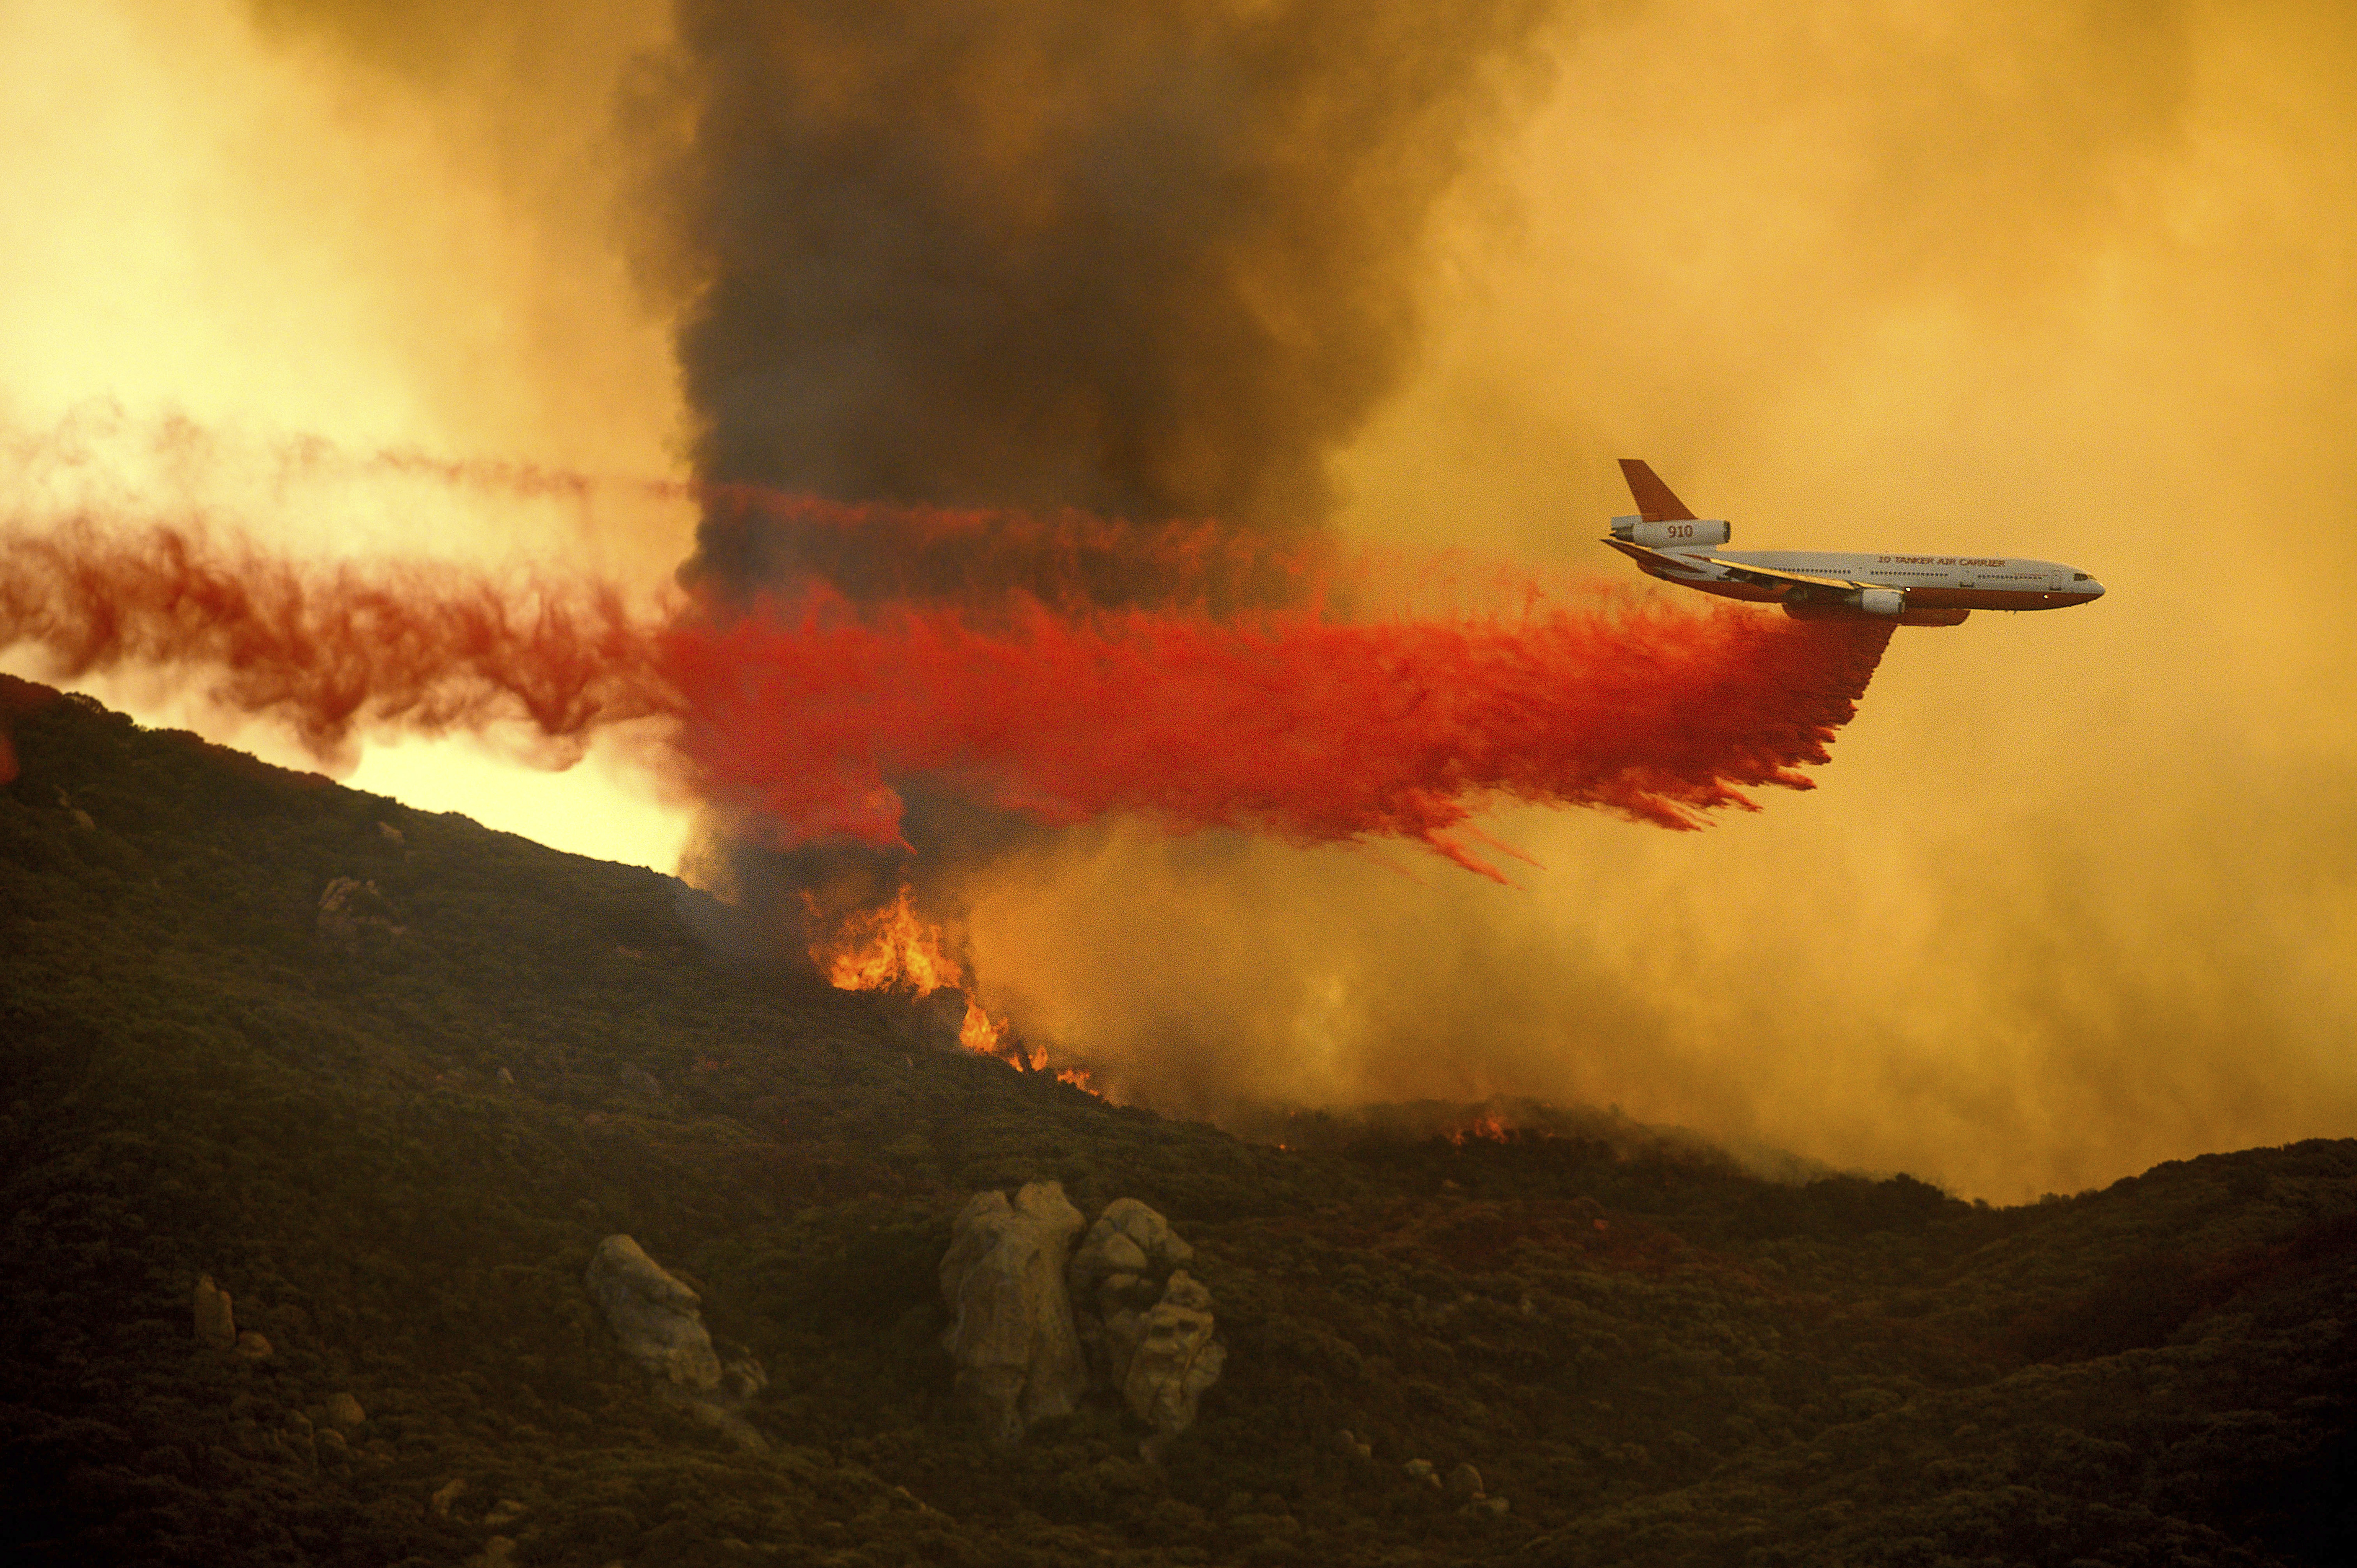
[0,523,1892,877]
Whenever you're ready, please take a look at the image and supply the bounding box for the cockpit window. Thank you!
[2072,572,2088,580]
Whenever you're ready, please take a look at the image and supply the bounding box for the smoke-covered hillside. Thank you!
[2,678,2351,1566]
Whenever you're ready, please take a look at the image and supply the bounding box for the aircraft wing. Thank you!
[1602,537,1871,594]
[1701,556,1871,593]
[1602,537,1723,575]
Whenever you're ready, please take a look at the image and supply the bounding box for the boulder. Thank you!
[192,1275,236,1350]
[233,1331,274,1360]
[1119,1270,1224,1441]
[584,1235,723,1391]
[324,1392,366,1430]
[317,876,404,942]
[1069,1198,1193,1305]
[1445,1462,1485,1500]
[939,1181,1087,1444]
[1066,1201,1223,1443]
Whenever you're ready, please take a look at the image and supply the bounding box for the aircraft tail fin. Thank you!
[1618,459,1696,522]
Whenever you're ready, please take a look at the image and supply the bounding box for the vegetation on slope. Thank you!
[1,678,2351,1566]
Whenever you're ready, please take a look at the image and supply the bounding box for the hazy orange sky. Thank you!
[3,0,2351,1200]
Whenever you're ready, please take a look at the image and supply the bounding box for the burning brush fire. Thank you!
[804,886,1053,1074]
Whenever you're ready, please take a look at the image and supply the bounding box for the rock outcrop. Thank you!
[938,1181,1088,1444]
[584,1236,768,1446]
[938,1188,1226,1449]
[317,876,404,942]
[585,1235,724,1390]
[192,1275,236,1349]
[1117,1270,1225,1445]
[1066,1199,1223,1446]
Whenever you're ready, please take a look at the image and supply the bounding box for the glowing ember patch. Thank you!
[1448,1114,1514,1146]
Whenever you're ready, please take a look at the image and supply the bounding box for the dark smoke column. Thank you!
[642,0,1566,924]
[656,0,1563,590]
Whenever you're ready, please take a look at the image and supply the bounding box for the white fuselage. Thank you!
[1645,546,2106,612]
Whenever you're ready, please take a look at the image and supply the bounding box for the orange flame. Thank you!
[808,887,1044,1070]
[1448,1114,1513,1146]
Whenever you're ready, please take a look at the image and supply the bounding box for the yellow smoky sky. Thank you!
[0,0,697,866]
[960,0,2357,1200]
[4,0,2352,1198]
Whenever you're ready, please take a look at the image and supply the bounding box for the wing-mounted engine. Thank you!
[1784,596,1970,627]
[1610,515,1731,548]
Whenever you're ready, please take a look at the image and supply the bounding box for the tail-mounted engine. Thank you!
[1609,515,1731,548]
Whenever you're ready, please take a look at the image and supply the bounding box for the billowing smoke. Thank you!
[629,0,1580,952]
[650,0,1563,567]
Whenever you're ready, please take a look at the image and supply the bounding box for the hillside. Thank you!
[2,677,2352,1567]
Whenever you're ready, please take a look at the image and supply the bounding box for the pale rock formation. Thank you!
[192,1275,236,1349]
[1069,1198,1194,1302]
[317,877,404,942]
[233,1331,274,1360]
[1065,1200,1223,1445]
[938,1181,1088,1444]
[325,1392,366,1429]
[1070,1199,1190,1380]
[585,1236,724,1390]
[585,1236,768,1448]
[1119,1270,1225,1442]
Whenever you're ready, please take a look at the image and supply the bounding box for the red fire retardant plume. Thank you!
[0,524,1893,877]
[665,595,1892,880]
[0,522,674,767]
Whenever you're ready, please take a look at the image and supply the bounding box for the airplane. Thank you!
[1602,459,2104,626]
